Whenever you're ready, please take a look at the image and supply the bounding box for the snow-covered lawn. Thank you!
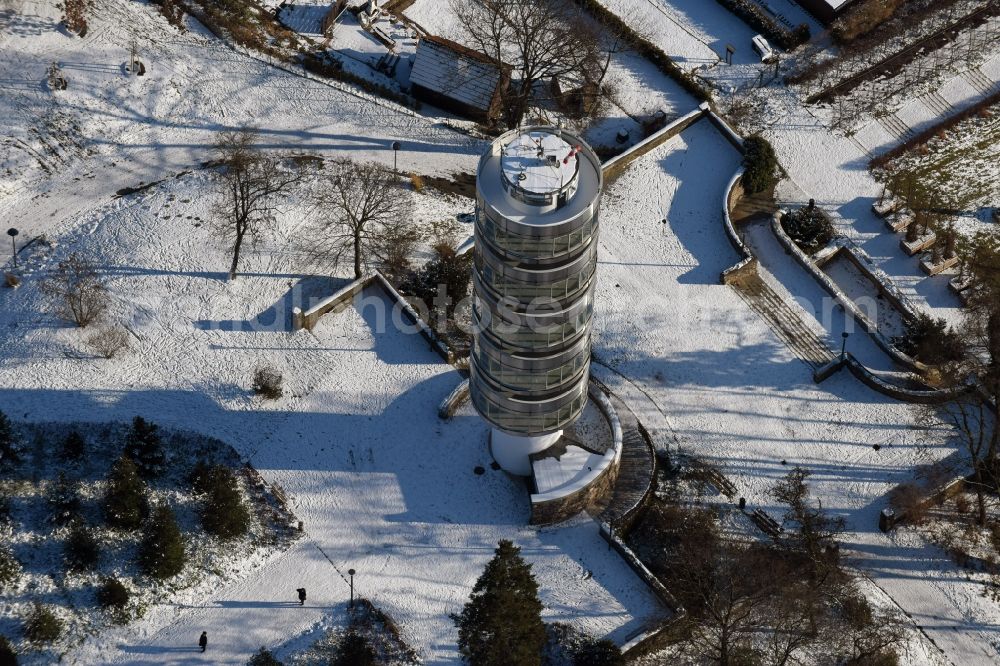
[0,168,661,664]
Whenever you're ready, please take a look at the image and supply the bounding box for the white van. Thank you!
[751,34,776,63]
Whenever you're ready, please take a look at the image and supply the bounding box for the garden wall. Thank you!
[602,106,708,182]
[720,168,760,285]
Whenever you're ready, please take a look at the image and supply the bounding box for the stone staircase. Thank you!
[961,67,999,95]
[592,393,656,526]
[734,274,836,369]
[922,90,952,117]
[878,113,914,141]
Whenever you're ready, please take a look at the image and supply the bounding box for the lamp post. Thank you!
[840,331,849,361]
[348,568,356,609]
[391,141,401,176]
[6,228,18,270]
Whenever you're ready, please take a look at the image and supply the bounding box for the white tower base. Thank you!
[490,428,562,476]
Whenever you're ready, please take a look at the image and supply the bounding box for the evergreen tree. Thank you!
[48,472,82,526]
[0,544,21,589]
[23,604,62,643]
[139,503,186,579]
[201,465,250,539]
[741,135,778,194]
[248,646,283,666]
[455,540,546,666]
[60,430,86,461]
[0,634,16,666]
[332,632,375,666]
[64,523,101,572]
[96,577,130,610]
[124,416,165,479]
[0,411,20,468]
[188,459,213,495]
[103,455,148,530]
[574,639,623,666]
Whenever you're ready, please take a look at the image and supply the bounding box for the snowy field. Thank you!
[588,119,995,663]
[0,0,482,263]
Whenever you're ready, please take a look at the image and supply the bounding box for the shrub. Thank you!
[893,313,965,365]
[332,632,375,666]
[39,253,109,327]
[201,465,251,539]
[23,604,62,643]
[741,135,777,194]
[888,482,927,525]
[0,410,20,467]
[0,635,16,665]
[60,430,86,461]
[0,545,21,589]
[713,0,809,50]
[410,174,425,192]
[139,504,186,579]
[780,205,835,254]
[103,455,148,530]
[124,416,166,478]
[189,459,214,494]
[85,326,130,359]
[96,577,130,610]
[248,646,283,666]
[252,367,283,400]
[65,524,101,571]
[574,638,623,666]
[832,0,905,43]
[48,472,82,526]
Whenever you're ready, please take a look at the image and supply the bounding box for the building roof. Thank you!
[410,35,508,112]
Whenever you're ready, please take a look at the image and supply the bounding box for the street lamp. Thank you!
[840,331,849,361]
[6,228,18,270]
[391,141,401,176]
[348,568,356,609]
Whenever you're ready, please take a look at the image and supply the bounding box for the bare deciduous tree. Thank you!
[212,129,303,280]
[451,0,599,128]
[41,253,109,327]
[304,159,415,279]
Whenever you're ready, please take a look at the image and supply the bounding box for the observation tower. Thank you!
[470,127,603,475]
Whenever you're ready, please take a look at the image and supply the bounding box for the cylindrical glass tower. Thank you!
[470,126,602,475]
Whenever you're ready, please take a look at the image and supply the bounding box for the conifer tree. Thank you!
[48,472,82,526]
[333,632,375,666]
[0,634,16,666]
[103,455,148,530]
[455,540,546,666]
[0,411,20,468]
[64,523,101,572]
[0,544,21,589]
[139,504,186,579]
[124,416,165,479]
[201,465,250,539]
[248,647,283,666]
[60,430,86,461]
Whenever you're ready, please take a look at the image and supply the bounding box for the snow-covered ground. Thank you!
[0,167,661,663]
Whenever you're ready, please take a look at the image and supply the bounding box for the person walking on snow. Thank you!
[297,587,307,606]
[198,631,208,653]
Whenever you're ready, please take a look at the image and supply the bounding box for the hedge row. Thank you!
[300,54,421,110]
[571,0,711,104]
[870,89,1000,169]
[714,0,810,51]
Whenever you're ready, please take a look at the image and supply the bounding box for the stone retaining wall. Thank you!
[602,106,708,182]
[292,271,455,364]
[720,168,759,285]
[438,379,470,419]
[528,384,624,525]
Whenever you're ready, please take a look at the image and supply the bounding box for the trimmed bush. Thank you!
[714,0,809,50]
[0,545,21,589]
[741,135,778,194]
[103,455,148,530]
[201,465,251,539]
[64,524,101,572]
[780,205,835,253]
[332,632,375,666]
[139,504,186,579]
[60,430,86,461]
[0,635,16,666]
[248,646,283,666]
[124,416,166,478]
[23,604,62,644]
[252,367,283,400]
[96,577,130,610]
